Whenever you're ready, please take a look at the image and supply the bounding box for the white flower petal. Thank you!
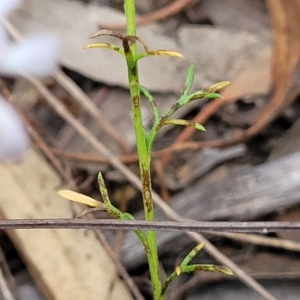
[0,0,22,17]
[0,25,9,58]
[0,96,29,161]
[0,34,61,77]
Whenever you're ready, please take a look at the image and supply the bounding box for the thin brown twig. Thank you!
[50,139,241,164]
[56,86,109,150]
[18,111,73,183]
[53,70,131,154]
[1,219,300,233]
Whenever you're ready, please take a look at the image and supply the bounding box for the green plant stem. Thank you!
[124,0,162,298]
[124,0,136,36]
[97,173,148,249]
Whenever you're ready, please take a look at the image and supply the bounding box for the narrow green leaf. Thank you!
[139,85,160,127]
[148,50,184,58]
[97,173,148,247]
[204,92,223,99]
[181,243,205,267]
[84,43,125,56]
[137,49,184,61]
[182,91,223,104]
[97,172,111,206]
[195,123,206,131]
[182,65,195,97]
[163,119,206,131]
[183,264,233,276]
[161,243,232,298]
[203,81,231,93]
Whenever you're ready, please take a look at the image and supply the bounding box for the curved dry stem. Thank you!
[89,29,124,40]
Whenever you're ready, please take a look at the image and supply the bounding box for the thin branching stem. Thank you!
[124,0,162,298]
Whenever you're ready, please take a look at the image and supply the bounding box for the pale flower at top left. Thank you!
[0,0,61,161]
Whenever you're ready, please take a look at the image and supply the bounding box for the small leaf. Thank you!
[163,119,206,131]
[181,242,205,267]
[187,91,223,102]
[84,43,124,55]
[84,43,111,49]
[194,264,233,276]
[182,65,195,97]
[203,81,231,93]
[149,50,184,58]
[138,50,184,60]
[194,123,206,131]
[163,119,190,126]
[58,190,103,208]
[139,85,160,123]
[204,92,223,99]
[180,264,233,276]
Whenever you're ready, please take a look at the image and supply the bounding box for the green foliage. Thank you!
[161,243,233,297]
[59,0,232,298]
